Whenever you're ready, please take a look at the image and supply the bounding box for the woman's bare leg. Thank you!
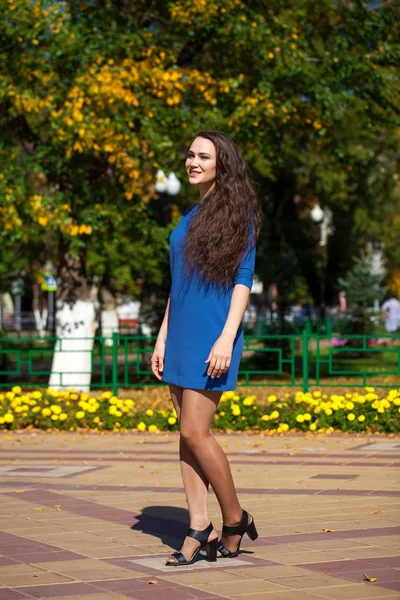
[166,384,217,564]
[180,388,252,554]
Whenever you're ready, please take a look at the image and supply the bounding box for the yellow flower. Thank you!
[347,413,355,421]
[232,406,241,417]
[51,414,59,421]
[309,423,317,431]
[280,423,289,432]
[313,391,321,398]
[261,415,269,421]
[325,409,333,416]
[243,397,254,406]
[75,411,85,419]
[109,405,117,415]
[148,424,158,433]
[50,405,62,415]
[168,417,177,425]
[32,406,41,413]
[268,395,277,402]
[224,391,235,400]
[296,414,304,423]
[93,416,100,424]
[41,408,51,417]
[233,394,240,401]
[59,413,68,421]
[4,413,14,423]
[146,409,154,416]
[125,399,134,408]
[365,387,375,392]
[345,401,354,410]
[137,421,146,431]
[32,391,42,400]
[270,410,279,420]
[11,386,22,394]
[358,415,366,422]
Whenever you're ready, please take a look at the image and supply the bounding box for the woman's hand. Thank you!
[205,334,234,379]
[151,338,166,380]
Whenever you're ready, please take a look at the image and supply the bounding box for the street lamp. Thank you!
[310,203,334,319]
[155,170,181,225]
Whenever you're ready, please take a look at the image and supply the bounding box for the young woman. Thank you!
[151,130,262,567]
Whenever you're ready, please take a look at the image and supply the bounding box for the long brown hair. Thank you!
[184,130,262,290]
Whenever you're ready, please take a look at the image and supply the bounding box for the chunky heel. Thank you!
[246,518,258,541]
[206,537,218,562]
[218,509,258,558]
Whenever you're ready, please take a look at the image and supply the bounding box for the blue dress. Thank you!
[162,204,256,391]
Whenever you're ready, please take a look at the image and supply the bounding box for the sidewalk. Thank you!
[0,430,399,600]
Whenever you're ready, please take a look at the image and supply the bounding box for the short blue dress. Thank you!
[162,204,256,391]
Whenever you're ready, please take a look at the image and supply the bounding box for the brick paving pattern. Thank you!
[0,430,399,599]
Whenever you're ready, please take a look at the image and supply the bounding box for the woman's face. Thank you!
[185,137,217,186]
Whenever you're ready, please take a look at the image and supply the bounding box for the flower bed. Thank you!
[1,387,399,433]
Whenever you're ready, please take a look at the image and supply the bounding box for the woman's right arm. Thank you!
[151,295,170,380]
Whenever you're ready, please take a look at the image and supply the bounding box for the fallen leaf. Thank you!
[322,528,334,532]
[371,511,380,514]
[363,573,377,582]
[53,504,61,511]
[158,549,170,553]
[15,489,25,493]
[294,530,300,533]
[26,518,30,520]
[148,580,158,584]
[34,507,44,511]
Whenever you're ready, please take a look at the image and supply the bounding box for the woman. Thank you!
[151,130,262,566]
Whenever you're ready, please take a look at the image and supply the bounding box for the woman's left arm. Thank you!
[205,242,256,379]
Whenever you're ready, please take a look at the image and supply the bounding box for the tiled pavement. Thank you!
[0,430,399,599]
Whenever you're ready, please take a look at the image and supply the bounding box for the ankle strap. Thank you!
[187,522,213,542]
[222,510,247,535]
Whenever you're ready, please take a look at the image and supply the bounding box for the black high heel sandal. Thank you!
[218,509,258,558]
[165,522,218,567]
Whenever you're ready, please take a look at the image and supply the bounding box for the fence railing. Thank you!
[0,332,399,394]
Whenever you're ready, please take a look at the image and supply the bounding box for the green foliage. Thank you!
[338,256,386,334]
[0,0,399,303]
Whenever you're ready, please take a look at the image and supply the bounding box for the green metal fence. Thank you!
[0,332,399,394]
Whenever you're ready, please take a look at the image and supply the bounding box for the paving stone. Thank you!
[0,430,399,600]
[306,582,399,599]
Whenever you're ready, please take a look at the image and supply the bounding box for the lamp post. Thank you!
[155,170,181,225]
[310,203,334,320]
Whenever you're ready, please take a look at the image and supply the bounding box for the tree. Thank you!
[338,256,386,335]
[1,0,399,342]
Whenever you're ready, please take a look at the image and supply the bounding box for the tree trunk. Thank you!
[49,239,97,392]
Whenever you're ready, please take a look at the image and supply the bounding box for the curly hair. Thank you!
[183,130,262,290]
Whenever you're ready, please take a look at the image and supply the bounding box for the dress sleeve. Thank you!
[233,237,256,290]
